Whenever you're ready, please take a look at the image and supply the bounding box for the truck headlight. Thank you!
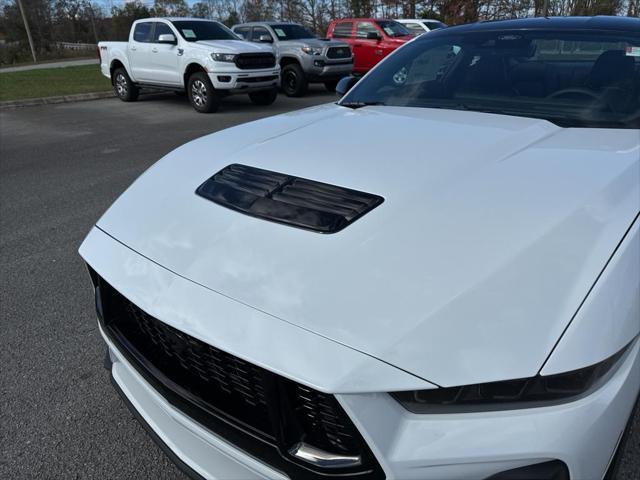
[211,53,236,62]
[392,340,632,413]
[301,46,323,55]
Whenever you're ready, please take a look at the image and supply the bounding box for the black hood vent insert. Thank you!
[196,164,384,233]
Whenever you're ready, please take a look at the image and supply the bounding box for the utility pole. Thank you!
[86,2,99,44]
[16,0,37,63]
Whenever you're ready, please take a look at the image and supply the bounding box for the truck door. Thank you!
[354,21,383,73]
[128,21,154,81]
[149,22,181,86]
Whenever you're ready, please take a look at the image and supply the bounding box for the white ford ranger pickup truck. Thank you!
[98,17,280,113]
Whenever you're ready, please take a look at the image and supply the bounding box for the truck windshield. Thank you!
[340,29,640,129]
[171,21,238,42]
[424,21,446,30]
[271,24,315,40]
[376,21,411,38]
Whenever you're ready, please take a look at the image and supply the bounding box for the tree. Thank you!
[191,1,213,18]
[109,1,151,41]
[151,0,190,17]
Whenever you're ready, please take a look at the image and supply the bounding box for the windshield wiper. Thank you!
[339,101,386,109]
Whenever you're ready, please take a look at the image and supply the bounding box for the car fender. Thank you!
[542,212,640,375]
[107,47,133,82]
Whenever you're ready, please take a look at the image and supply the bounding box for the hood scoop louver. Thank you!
[196,164,383,233]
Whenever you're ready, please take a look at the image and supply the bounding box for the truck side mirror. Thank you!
[336,75,359,96]
[259,35,273,43]
[158,34,177,45]
[366,31,381,40]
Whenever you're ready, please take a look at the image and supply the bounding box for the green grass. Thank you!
[0,65,111,101]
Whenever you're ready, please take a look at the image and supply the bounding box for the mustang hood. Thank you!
[95,104,640,387]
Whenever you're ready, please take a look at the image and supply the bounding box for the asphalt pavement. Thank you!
[1,89,638,479]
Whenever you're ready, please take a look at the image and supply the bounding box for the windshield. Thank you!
[271,24,315,40]
[341,30,640,128]
[403,23,427,35]
[376,20,411,38]
[172,21,238,42]
[424,21,446,30]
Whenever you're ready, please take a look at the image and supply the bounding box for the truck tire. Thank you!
[281,63,307,97]
[249,88,278,106]
[112,67,139,102]
[187,72,219,113]
[324,80,338,92]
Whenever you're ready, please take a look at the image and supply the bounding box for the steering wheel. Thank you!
[547,88,600,101]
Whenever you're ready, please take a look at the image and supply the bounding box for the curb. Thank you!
[0,90,114,109]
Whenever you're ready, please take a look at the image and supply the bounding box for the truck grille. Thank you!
[95,275,384,479]
[326,46,352,59]
[234,53,276,70]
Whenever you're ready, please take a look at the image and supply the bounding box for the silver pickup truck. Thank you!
[232,22,353,97]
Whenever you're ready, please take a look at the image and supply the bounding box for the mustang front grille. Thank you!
[95,274,384,479]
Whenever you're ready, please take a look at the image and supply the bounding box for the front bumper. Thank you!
[306,59,353,81]
[82,228,640,480]
[104,331,287,480]
[208,69,280,92]
[104,329,639,480]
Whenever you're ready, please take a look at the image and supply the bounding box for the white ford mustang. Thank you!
[80,16,639,480]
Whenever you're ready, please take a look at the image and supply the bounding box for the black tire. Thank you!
[324,80,338,92]
[187,72,219,113]
[248,88,278,106]
[281,63,308,97]
[112,67,138,102]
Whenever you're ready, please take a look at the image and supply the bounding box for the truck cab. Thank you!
[326,19,413,75]
[98,18,280,113]
[232,22,353,97]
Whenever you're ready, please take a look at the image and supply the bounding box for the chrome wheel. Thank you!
[191,80,208,107]
[115,73,128,97]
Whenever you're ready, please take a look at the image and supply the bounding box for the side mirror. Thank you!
[366,31,381,40]
[259,35,273,43]
[158,33,176,44]
[336,75,359,96]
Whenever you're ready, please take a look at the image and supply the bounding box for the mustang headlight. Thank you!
[211,52,236,62]
[301,46,323,55]
[393,342,632,413]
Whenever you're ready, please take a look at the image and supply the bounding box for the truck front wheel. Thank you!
[112,68,138,102]
[187,72,219,113]
[249,88,278,106]
[281,64,307,97]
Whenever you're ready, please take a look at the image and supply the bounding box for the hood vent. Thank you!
[196,164,384,233]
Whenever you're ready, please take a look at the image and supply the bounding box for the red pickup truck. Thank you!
[326,18,413,74]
